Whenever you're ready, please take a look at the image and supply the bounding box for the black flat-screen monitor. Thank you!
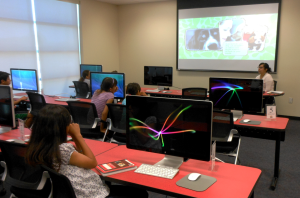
[10,68,38,92]
[90,72,125,99]
[80,64,102,77]
[209,77,263,112]
[144,66,173,86]
[126,96,212,163]
[0,86,16,132]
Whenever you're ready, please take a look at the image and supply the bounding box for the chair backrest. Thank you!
[0,140,45,188]
[26,92,46,115]
[273,80,277,91]
[73,81,90,99]
[212,111,234,140]
[182,88,207,100]
[106,104,126,134]
[41,165,76,198]
[67,101,98,127]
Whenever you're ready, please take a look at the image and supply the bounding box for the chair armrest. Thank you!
[91,118,101,129]
[37,171,50,190]
[106,118,112,130]
[1,162,7,182]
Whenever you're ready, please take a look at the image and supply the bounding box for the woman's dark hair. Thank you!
[25,105,71,171]
[0,71,10,83]
[126,83,141,95]
[100,77,117,92]
[259,63,271,73]
[79,70,89,82]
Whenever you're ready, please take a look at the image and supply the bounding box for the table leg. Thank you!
[270,131,281,190]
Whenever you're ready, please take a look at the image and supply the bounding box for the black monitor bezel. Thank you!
[90,72,126,99]
[10,68,39,92]
[209,77,263,112]
[80,64,102,77]
[0,85,16,128]
[144,66,173,87]
[126,95,213,162]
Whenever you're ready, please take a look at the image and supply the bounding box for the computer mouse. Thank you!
[188,173,201,181]
[243,119,250,123]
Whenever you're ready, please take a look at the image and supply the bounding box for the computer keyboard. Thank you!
[55,98,80,102]
[134,164,179,179]
[213,116,229,121]
[14,95,28,99]
[145,89,160,93]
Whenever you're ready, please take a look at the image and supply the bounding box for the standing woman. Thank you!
[256,63,274,93]
[79,70,91,88]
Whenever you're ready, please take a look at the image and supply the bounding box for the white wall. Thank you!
[80,0,120,72]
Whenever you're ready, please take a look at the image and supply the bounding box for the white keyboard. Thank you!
[14,95,27,99]
[135,164,179,179]
[55,98,80,102]
[145,89,160,93]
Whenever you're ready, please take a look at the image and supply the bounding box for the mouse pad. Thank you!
[176,173,217,191]
[239,120,261,125]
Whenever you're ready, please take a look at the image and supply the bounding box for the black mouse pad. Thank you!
[176,173,217,191]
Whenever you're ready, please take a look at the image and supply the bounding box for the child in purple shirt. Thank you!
[91,77,118,132]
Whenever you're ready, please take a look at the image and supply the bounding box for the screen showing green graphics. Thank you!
[178,3,280,72]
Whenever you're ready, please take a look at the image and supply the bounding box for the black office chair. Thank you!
[41,165,76,198]
[0,140,52,198]
[73,81,90,99]
[26,92,46,117]
[273,80,277,91]
[67,101,103,139]
[103,104,126,144]
[212,111,241,165]
[182,88,207,100]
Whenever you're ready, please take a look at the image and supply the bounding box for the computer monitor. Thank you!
[90,72,125,99]
[80,64,102,77]
[126,96,212,168]
[10,68,38,92]
[209,77,263,112]
[144,66,173,87]
[0,86,16,133]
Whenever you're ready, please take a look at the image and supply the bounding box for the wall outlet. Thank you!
[289,97,293,104]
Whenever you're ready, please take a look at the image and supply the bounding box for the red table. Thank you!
[95,145,261,198]
[235,115,289,190]
[0,128,117,156]
[141,88,284,98]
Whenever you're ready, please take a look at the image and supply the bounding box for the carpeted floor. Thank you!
[1,119,299,198]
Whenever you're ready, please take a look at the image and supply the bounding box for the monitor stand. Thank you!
[155,155,183,169]
[231,110,243,120]
[0,126,12,134]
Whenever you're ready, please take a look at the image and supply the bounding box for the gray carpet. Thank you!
[1,119,299,198]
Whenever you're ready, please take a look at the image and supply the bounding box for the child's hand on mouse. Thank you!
[67,123,82,138]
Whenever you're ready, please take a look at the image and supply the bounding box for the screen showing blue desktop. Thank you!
[80,64,102,77]
[90,72,125,99]
[10,69,38,92]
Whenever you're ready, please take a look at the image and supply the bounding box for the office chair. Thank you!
[41,165,76,198]
[26,92,46,117]
[103,104,126,144]
[0,140,52,198]
[273,80,277,91]
[72,81,90,99]
[67,101,103,139]
[182,88,207,100]
[212,111,241,165]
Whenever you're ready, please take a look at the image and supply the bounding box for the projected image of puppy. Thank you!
[248,25,268,51]
[186,28,221,50]
[225,18,245,42]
